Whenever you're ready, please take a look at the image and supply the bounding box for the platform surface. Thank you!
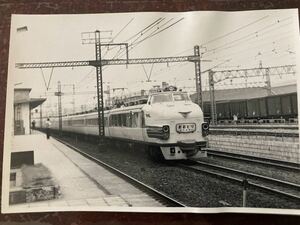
[8,132,164,210]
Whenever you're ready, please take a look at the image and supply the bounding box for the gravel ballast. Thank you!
[56,134,300,209]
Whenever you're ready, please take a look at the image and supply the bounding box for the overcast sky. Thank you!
[8,9,300,114]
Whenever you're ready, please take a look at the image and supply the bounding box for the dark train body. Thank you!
[192,84,298,123]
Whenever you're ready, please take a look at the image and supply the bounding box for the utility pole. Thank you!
[39,103,43,128]
[95,30,105,139]
[209,70,217,125]
[72,84,76,114]
[194,45,203,109]
[106,85,111,108]
[265,68,271,95]
[55,81,62,135]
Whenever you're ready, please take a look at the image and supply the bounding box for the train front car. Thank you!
[143,90,209,160]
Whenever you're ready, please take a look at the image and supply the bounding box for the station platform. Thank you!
[9,131,164,210]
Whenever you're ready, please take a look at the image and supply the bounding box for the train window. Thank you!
[151,93,172,104]
[86,118,98,126]
[120,114,126,127]
[125,113,131,127]
[117,114,122,126]
[110,115,115,126]
[110,115,114,126]
[173,93,190,101]
[73,119,84,125]
[104,117,108,127]
[132,112,139,128]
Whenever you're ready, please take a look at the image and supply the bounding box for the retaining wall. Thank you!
[208,134,300,164]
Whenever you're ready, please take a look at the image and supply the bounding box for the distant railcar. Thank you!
[203,92,298,122]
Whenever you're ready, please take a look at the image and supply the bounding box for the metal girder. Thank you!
[212,65,296,83]
[16,55,200,69]
[16,61,91,69]
[90,56,200,66]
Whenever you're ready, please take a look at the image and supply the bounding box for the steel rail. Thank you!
[209,128,299,137]
[210,125,299,130]
[178,161,300,201]
[206,149,300,171]
[54,137,186,207]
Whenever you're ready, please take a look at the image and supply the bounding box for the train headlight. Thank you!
[162,125,170,140]
[162,125,169,133]
[201,122,209,136]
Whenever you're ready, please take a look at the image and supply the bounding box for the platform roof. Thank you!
[191,84,297,103]
[14,98,46,109]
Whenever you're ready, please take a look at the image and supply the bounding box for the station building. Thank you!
[14,88,46,135]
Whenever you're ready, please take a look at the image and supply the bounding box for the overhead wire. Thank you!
[204,16,293,56]
[200,15,270,46]
[116,17,184,59]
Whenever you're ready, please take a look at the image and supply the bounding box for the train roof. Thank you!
[60,104,144,119]
[191,84,297,103]
[108,104,144,113]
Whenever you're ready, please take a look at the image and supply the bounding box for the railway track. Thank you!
[206,149,300,172]
[209,128,299,137]
[210,124,299,130]
[178,160,300,202]
[54,136,186,207]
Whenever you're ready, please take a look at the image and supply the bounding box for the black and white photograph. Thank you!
[2,9,300,214]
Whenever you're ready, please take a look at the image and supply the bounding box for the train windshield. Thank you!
[151,92,190,104]
[173,93,190,101]
[151,93,173,104]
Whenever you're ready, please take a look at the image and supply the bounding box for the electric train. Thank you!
[36,87,209,160]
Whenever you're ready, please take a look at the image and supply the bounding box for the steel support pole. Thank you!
[73,84,76,114]
[95,30,105,139]
[194,45,203,109]
[265,68,271,96]
[40,104,43,128]
[57,81,62,135]
[209,70,217,125]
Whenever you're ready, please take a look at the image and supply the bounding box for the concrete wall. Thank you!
[208,134,300,164]
[14,89,30,103]
[22,103,30,134]
[14,103,30,135]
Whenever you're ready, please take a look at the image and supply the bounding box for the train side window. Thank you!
[137,112,143,127]
[73,119,84,126]
[114,115,117,126]
[117,114,122,126]
[104,117,108,127]
[126,113,131,127]
[87,118,98,126]
[113,115,118,126]
[108,116,111,127]
[121,114,126,127]
[111,115,115,126]
[132,112,138,128]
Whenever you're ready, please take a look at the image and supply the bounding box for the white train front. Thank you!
[36,91,209,160]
